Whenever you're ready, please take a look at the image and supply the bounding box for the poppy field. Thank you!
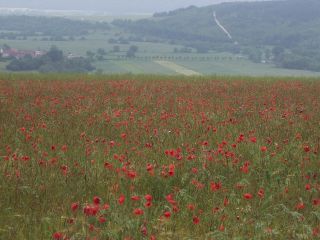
[0,74,319,239]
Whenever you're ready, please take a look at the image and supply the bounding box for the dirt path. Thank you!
[154,60,202,76]
[213,11,233,40]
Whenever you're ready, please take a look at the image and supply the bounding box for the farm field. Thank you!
[1,35,320,77]
[154,61,201,76]
[0,74,319,239]
[95,59,320,76]
[0,62,7,72]
[94,60,176,75]
[175,60,320,77]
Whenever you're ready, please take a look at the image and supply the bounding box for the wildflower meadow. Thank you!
[0,74,319,239]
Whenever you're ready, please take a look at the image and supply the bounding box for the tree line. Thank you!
[6,46,95,73]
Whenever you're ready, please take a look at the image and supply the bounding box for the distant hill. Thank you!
[113,0,320,71]
[0,0,259,14]
[0,15,110,37]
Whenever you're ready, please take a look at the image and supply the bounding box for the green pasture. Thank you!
[0,62,7,71]
[174,60,320,77]
[94,60,176,74]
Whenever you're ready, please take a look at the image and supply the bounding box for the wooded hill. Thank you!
[113,0,320,71]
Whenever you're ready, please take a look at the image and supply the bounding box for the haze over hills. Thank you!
[0,0,265,14]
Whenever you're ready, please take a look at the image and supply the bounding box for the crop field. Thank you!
[2,34,320,77]
[154,61,201,76]
[0,62,7,72]
[174,60,320,77]
[0,74,319,239]
[95,60,176,75]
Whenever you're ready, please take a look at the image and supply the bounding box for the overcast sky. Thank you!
[0,0,262,14]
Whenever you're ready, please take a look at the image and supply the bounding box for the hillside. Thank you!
[113,0,320,71]
[0,15,110,37]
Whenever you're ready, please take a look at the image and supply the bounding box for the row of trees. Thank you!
[86,45,139,61]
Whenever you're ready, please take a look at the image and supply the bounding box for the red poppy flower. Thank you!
[243,193,253,199]
[223,197,229,206]
[131,195,140,201]
[145,194,152,201]
[164,211,171,218]
[146,163,154,171]
[313,199,320,206]
[102,203,110,210]
[260,146,267,152]
[187,204,195,211]
[305,184,311,191]
[93,196,100,205]
[219,224,225,231]
[52,232,64,240]
[258,188,265,198]
[168,164,175,176]
[99,216,107,223]
[210,182,222,191]
[118,195,125,205]
[83,204,99,216]
[133,208,144,216]
[71,202,79,212]
[145,201,152,208]
[193,216,200,224]
[295,202,305,210]
[303,145,310,152]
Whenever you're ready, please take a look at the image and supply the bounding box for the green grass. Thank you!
[94,60,176,74]
[0,61,7,71]
[176,59,320,77]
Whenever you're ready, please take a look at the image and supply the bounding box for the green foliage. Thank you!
[126,45,138,58]
[46,46,63,62]
[112,45,120,53]
[5,56,42,71]
[6,46,95,73]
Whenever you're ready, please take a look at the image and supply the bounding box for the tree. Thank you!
[97,48,106,56]
[86,51,95,60]
[126,45,138,58]
[113,45,120,52]
[272,47,285,60]
[96,48,106,61]
[47,46,63,62]
[2,44,10,50]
